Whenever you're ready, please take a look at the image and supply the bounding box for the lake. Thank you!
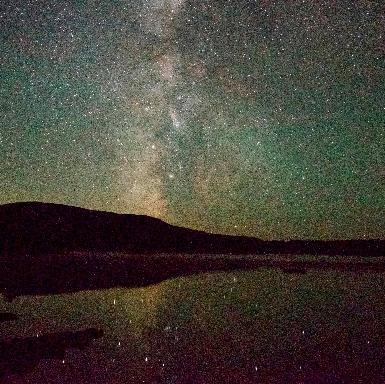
[1,255,385,383]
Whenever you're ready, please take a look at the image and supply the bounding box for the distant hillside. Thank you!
[0,202,384,257]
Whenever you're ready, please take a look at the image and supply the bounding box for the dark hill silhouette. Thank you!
[0,202,384,257]
[0,202,264,256]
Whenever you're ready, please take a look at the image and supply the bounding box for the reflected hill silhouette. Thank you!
[1,252,385,301]
[0,202,384,300]
[0,328,103,377]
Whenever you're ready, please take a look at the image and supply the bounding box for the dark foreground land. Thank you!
[0,202,384,300]
[1,202,384,257]
[0,328,103,378]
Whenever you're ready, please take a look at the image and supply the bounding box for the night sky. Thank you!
[1,0,384,240]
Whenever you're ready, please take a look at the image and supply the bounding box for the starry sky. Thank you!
[1,0,384,240]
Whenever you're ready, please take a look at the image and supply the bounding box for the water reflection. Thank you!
[1,267,385,382]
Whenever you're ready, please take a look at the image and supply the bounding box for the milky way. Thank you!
[1,0,384,239]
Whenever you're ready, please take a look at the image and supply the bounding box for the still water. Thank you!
[1,257,385,383]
